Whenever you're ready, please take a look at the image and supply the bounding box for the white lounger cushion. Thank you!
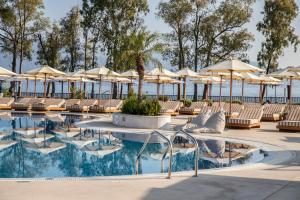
[190,110,211,127]
[186,111,226,134]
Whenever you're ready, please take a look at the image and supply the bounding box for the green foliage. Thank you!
[225,100,242,105]
[183,99,192,107]
[60,6,83,72]
[158,96,169,102]
[70,86,83,99]
[122,96,161,116]
[2,87,11,97]
[201,99,212,106]
[257,0,299,73]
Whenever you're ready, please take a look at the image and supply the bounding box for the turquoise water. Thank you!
[0,114,263,178]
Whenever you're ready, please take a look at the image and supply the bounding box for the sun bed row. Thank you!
[10,98,123,113]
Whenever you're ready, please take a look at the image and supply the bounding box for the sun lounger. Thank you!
[277,107,300,131]
[261,104,286,121]
[243,102,262,109]
[226,106,264,129]
[13,98,45,111]
[159,101,183,116]
[0,97,14,110]
[65,99,81,110]
[31,98,66,111]
[89,99,123,113]
[179,101,207,115]
[212,102,225,108]
[223,103,244,118]
[68,99,98,112]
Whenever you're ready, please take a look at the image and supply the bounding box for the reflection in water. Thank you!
[0,115,264,178]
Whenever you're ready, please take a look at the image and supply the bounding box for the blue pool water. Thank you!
[0,114,264,178]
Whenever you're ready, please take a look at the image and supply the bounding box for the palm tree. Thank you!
[122,30,164,102]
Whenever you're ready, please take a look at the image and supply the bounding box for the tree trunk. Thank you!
[119,83,123,99]
[91,82,94,99]
[136,55,144,102]
[260,59,271,101]
[202,84,208,100]
[51,82,55,97]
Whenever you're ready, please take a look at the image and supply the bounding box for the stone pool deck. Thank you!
[0,115,300,200]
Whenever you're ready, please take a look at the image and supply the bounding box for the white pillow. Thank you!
[203,111,226,133]
[191,110,211,127]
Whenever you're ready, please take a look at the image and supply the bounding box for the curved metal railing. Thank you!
[135,130,173,179]
[171,130,199,177]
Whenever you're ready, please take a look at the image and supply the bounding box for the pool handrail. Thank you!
[135,130,173,179]
[171,130,199,177]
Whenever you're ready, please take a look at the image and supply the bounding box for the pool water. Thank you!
[0,113,265,178]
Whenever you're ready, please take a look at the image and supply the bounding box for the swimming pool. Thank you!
[0,113,265,178]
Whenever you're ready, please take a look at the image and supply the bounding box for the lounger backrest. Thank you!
[79,99,97,106]
[65,99,80,107]
[44,98,66,107]
[190,101,207,109]
[28,98,45,105]
[238,107,263,120]
[224,103,244,113]
[264,104,285,115]
[212,102,225,108]
[286,108,300,121]
[14,98,32,104]
[159,101,182,111]
[103,99,123,108]
[96,99,109,106]
[0,97,14,106]
[243,103,262,109]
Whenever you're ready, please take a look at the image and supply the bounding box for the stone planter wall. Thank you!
[112,113,171,129]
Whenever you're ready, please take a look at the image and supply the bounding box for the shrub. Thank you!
[2,87,11,97]
[225,100,242,105]
[121,96,161,116]
[183,99,192,107]
[202,99,213,106]
[158,96,169,102]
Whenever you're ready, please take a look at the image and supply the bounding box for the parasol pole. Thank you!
[259,81,263,104]
[26,78,29,97]
[43,73,47,98]
[68,79,70,99]
[219,75,223,107]
[241,79,245,104]
[229,70,233,115]
[34,76,37,98]
[157,75,160,99]
[61,81,64,99]
[80,78,83,100]
[289,76,293,110]
[98,75,102,97]
[183,76,187,100]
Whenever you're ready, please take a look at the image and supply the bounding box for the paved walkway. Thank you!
[0,117,300,200]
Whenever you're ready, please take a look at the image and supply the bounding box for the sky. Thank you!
[42,0,300,69]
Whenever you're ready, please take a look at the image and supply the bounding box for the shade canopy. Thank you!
[269,68,300,79]
[176,68,199,77]
[26,65,65,77]
[288,66,300,73]
[85,66,110,76]
[8,74,43,81]
[0,66,16,76]
[203,59,264,73]
[147,67,179,78]
[120,69,139,78]
[192,76,225,84]
[145,76,182,84]
[103,77,132,83]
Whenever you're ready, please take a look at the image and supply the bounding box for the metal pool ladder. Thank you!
[135,130,199,179]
